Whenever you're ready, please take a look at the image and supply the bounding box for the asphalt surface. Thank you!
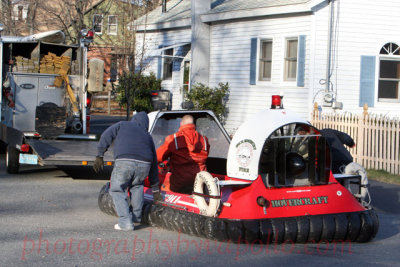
[0,115,399,266]
[0,162,399,266]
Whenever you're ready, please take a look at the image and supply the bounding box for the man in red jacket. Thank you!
[157,115,210,194]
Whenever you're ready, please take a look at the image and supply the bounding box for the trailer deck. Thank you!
[27,139,114,166]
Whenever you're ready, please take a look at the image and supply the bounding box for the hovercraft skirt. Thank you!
[98,184,379,243]
[142,203,379,243]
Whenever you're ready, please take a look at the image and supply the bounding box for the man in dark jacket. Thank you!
[94,111,161,231]
[320,128,355,174]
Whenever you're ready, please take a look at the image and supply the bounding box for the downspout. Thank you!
[326,0,334,92]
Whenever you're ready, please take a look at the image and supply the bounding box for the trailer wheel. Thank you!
[6,145,20,174]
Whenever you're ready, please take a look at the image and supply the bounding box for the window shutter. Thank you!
[157,56,162,79]
[359,56,376,107]
[250,38,257,85]
[297,35,306,87]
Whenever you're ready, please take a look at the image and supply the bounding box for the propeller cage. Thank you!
[259,123,331,187]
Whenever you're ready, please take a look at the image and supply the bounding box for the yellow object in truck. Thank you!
[53,74,79,114]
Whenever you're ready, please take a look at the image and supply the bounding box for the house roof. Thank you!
[202,0,313,23]
[136,0,319,31]
[135,0,192,31]
[208,0,310,13]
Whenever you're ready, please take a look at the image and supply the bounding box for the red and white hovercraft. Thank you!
[98,96,378,243]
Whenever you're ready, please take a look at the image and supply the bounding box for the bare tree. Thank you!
[81,0,158,73]
[1,0,20,35]
[26,0,40,34]
[40,0,99,43]
[110,0,157,73]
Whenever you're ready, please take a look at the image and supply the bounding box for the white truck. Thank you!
[0,31,111,173]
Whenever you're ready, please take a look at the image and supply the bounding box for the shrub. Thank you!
[186,82,230,122]
[115,72,161,113]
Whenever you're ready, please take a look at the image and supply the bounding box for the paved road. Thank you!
[0,160,398,266]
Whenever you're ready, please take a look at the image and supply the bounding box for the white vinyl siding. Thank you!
[312,0,400,117]
[135,0,400,130]
[209,16,311,133]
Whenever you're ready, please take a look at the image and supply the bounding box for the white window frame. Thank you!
[13,4,28,21]
[93,14,103,35]
[284,37,298,82]
[258,39,273,81]
[108,15,118,35]
[377,43,400,102]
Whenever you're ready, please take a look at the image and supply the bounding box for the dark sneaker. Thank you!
[114,224,134,231]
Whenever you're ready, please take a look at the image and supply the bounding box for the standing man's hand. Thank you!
[152,189,162,203]
[93,156,104,173]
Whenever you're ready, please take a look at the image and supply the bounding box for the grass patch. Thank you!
[367,169,400,185]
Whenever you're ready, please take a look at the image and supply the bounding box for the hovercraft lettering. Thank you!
[270,196,328,208]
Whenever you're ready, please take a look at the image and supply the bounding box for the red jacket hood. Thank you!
[179,124,201,152]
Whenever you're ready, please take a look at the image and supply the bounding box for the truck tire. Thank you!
[6,145,20,174]
[0,141,7,154]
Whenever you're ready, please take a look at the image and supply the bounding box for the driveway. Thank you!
[0,161,398,266]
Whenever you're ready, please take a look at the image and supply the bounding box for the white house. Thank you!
[134,0,400,134]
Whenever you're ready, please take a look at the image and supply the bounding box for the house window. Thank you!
[13,5,27,21]
[163,48,173,80]
[259,40,272,81]
[108,15,118,35]
[18,5,23,20]
[93,14,103,34]
[378,42,400,101]
[182,61,190,97]
[284,38,298,81]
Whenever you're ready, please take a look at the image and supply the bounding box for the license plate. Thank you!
[19,154,38,165]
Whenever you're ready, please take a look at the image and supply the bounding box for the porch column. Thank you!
[190,0,211,88]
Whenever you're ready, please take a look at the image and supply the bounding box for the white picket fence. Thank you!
[311,104,400,175]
